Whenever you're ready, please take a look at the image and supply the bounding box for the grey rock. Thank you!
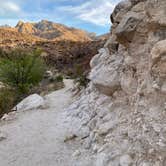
[95,153,109,166]
[13,94,45,112]
[72,150,81,157]
[65,0,166,164]
[0,131,7,141]
[119,155,133,166]
[89,51,123,96]
[98,120,117,135]
[115,12,142,46]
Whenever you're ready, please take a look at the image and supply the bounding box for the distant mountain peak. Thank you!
[16,20,24,26]
[14,20,92,41]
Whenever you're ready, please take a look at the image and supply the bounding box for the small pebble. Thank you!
[72,150,81,157]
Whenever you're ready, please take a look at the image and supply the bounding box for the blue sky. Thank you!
[0,0,121,35]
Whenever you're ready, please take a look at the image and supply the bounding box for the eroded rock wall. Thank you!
[66,0,166,165]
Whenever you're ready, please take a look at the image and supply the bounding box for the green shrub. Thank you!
[49,74,63,83]
[0,88,16,117]
[0,49,45,94]
[55,75,63,82]
[75,74,89,88]
[73,64,89,88]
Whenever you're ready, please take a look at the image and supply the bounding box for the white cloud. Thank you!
[0,1,21,16]
[5,2,20,12]
[60,0,117,26]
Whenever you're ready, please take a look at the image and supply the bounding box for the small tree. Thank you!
[0,49,45,95]
[0,88,15,117]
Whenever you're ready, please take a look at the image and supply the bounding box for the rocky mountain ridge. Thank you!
[15,20,91,41]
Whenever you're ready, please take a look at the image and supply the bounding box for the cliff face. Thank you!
[66,0,166,165]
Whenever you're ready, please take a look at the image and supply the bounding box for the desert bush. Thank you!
[73,64,89,88]
[55,75,63,82]
[75,74,89,88]
[49,74,63,83]
[0,49,45,95]
[0,88,16,117]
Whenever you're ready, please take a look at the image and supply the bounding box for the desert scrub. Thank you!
[0,88,16,118]
[73,64,89,88]
[54,74,63,82]
[75,74,89,88]
[0,49,45,95]
[31,72,64,96]
[49,73,64,83]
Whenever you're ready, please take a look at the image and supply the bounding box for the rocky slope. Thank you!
[65,0,166,165]
[0,26,105,75]
[15,20,91,41]
[34,40,105,74]
[0,28,41,48]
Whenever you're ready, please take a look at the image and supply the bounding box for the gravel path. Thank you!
[0,80,94,166]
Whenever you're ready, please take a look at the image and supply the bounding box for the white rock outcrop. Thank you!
[66,0,166,165]
[14,94,45,112]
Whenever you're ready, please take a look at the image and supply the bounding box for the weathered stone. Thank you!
[146,0,166,26]
[151,40,166,65]
[1,114,9,121]
[72,150,81,157]
[95,153,108,166]
[120,70,138,94]
[65,0,166,164]
[89,51,123,96]
[90,49,104,68]
[111,0,132,24]
[115,11,142,46]
[14,94,45,112]
[83,137,92,149]
[98,120,117,135]
[119,155,133,166]
[75,126,90,139]
[0,131,7,141]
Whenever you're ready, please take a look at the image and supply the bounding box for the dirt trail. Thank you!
[0,79,94,166]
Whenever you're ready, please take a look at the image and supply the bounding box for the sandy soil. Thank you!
[0,80,94,166]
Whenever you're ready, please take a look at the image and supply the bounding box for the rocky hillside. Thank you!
[15,20,91,41]
[65,0,166,165]
[0,28,41,48]
[0,21,105,75]
[34,40,106,74]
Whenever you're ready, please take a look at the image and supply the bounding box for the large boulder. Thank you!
[89,48,123,95]
[14,94,45,112]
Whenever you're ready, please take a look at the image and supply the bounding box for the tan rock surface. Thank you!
[66,0,166,165]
